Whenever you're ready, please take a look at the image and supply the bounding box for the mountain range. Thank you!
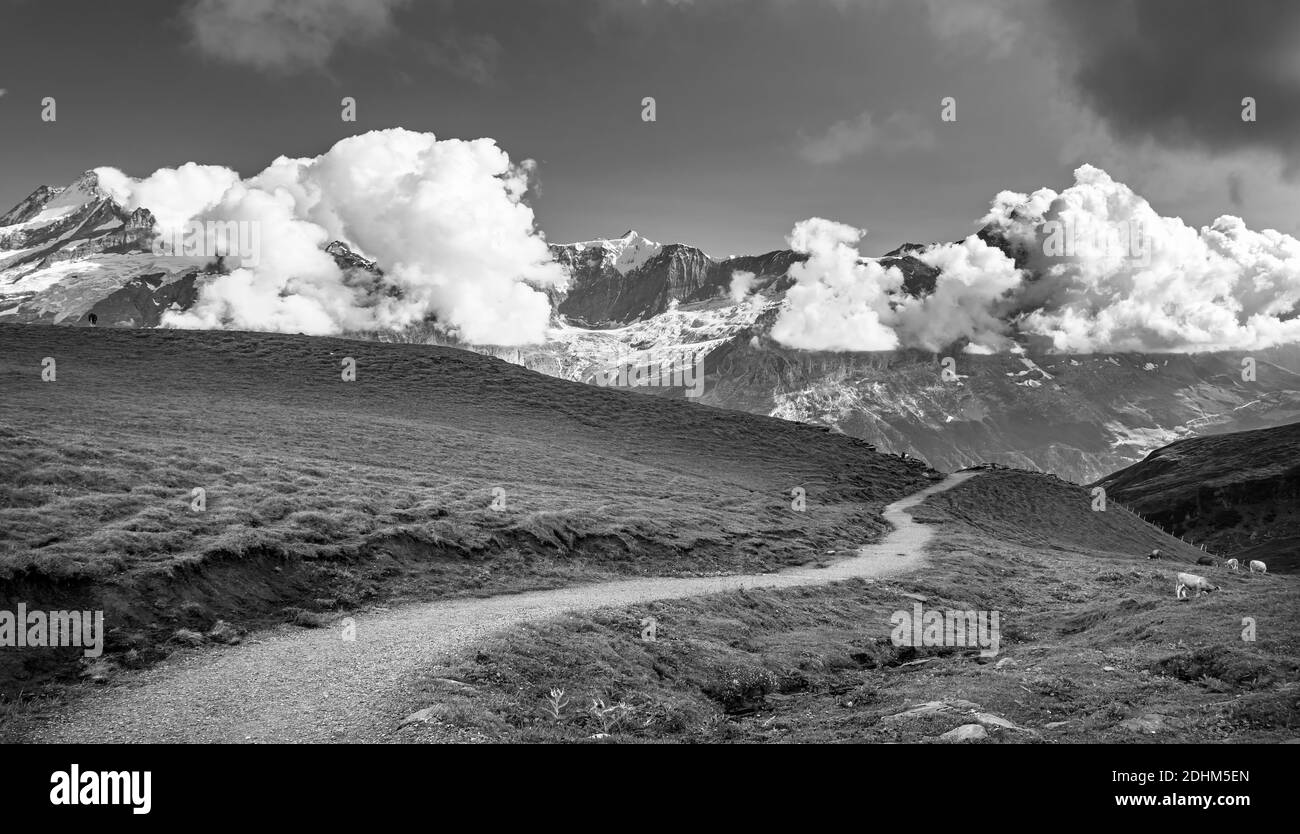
[4,174,1299,484]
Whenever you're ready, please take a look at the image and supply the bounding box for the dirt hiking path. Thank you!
[29,472,977,743]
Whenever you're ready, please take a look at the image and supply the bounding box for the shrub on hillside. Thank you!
[706,664,776,713]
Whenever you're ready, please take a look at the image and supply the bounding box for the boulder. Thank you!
[939,724,988,743]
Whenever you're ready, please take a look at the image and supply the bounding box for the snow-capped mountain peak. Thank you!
[0,173,204,325]
[0,171,109,231]
[568,229,663,274]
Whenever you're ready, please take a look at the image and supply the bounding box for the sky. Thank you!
[1,0,1298,257]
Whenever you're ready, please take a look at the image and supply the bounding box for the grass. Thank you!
[0,324,930,694]
[1095,422,1300,573]
[392,471,1299,743]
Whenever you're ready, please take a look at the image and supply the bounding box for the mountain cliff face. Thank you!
[547,231,793,325]
[0,173,209,326]
[550,233,709,324]
[5,177,1300,485]
[1093,422,1300,573]
[546,230,939,326]
[694,334,1300,484]
[0,176,384,327]
[0,173,155,268]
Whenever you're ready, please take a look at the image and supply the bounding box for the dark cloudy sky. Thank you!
[1,0,1297,255]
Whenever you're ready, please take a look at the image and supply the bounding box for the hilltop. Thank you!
[1095,422,1300,573]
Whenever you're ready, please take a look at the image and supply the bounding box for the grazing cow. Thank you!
[1176,572,1219,599]
[1226,558,1239,571]
[1249,560,1267,574]
[1196,555,1214,566]
[1147,549,1162,560]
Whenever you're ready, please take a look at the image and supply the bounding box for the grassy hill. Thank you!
[1094,422,1300,574]
[0,324,931,693]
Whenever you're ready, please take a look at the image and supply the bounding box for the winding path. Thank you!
[28,472,976,743]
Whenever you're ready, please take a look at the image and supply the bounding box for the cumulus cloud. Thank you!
[904,236,1022,352]
[183,0,407,72]
[771,218,1020,352]
[97,163,242,236]
[770,219,904,350]
[729,270,755,302]
[772,164,1300,354]
[798,111,936,165]
[96,128,567,344]
[982,163,1300,352]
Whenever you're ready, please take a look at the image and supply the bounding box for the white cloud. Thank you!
[729,270,755,302]
[983,164,1300,352]
[771,217,1020,352]
[771,164,1300,354]
[97,128,567,345]
[771,218,903,350]
[97,163,242,236]
[904,235,1022,352]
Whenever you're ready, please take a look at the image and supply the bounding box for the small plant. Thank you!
[541,687,569,720]
[1196,674,1232,693]
[0,689,28,723]
[695,711,725,737]
[283,607,327,628]
[589,696,634,734]
[1025,672,1077,700]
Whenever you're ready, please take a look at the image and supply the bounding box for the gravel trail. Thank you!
[28,472,976,743]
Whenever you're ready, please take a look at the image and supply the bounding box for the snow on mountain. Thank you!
[568,230,665,274]
[549,292,776,384]
[0,254,212,324]
[0,172,208,325]
[0,174,378,327]
[746,344,1300,483]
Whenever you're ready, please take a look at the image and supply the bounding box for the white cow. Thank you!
[1225,558,1239,571]
[1176,572,1219,599]
[1249,560,1267,574]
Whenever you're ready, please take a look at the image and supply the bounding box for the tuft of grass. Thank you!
[282,607,329,629]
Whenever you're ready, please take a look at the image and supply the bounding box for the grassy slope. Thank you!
[1094,422,1300,573]
[395,471,1299,743]
[0,324,929,693]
